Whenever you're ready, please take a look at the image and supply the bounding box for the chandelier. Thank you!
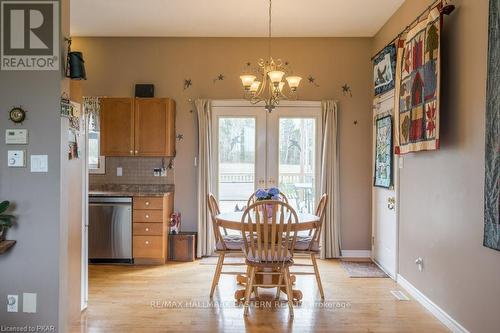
[239,0,302,112]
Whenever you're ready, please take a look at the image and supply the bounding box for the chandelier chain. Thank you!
[268,0,272,57]
[239,0,302,112]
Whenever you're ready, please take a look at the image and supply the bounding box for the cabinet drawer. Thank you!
[133,223,163,236]
[133,209,163,222]
[133,236,163,258]
[133,197,163,210]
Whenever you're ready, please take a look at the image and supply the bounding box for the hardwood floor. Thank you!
[71,258,448,333]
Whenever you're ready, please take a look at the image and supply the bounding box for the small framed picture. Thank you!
[374,115,393,188]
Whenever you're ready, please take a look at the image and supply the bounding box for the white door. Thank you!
[212,101,322,214]
[268,104,322,214]
[372,92,399,279]
[212,104,267,212]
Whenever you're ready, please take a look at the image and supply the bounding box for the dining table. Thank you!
[215,211,321,302]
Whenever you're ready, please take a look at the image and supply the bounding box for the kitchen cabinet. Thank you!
[100,98,134,156]
[132,193,174,264]
[100,97,176,157]
[135,98,176,156]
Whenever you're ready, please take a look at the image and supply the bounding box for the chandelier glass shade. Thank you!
[239,0,302,112]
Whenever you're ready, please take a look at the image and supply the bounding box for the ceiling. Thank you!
[70,0,404,37]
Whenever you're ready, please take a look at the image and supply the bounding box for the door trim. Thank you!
[211,100,323,211]
[211,99,321,108]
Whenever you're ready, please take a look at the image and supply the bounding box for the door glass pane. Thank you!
[218,117,256,212]
[279,118,316,214]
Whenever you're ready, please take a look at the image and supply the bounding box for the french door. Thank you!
[212,101,322,215]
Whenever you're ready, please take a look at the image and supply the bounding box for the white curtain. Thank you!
[320,100,341,259]
[196,99,215,257]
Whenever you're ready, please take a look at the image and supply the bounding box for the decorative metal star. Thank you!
[176,134,184,141]
[213,73,225,83]
[308,76,319,87]
[183,79,192,90]
[342,84,353,97]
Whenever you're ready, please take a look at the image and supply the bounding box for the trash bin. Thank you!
[168,232,197,262]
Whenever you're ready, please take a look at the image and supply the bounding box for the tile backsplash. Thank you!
[89,157,174,185]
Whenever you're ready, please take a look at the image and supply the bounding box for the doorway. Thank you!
[211,100,322,214]
[371,92,399,279]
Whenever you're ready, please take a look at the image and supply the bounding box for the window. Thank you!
[212,100,321,214]
[88,113,105,174]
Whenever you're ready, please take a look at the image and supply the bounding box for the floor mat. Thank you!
[341,261,388,278]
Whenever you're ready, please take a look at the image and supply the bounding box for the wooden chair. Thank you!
[289,193,328,299]
[240,200,299,318]
[207,193,245,298]
[247,189,289,207]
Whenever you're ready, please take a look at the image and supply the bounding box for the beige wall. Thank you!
[374,0,500,332]
[72,37,373,250]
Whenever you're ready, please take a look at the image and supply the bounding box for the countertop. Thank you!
[89,184,174,197]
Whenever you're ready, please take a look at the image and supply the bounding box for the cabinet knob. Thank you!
[145,214,150,219]
[145,201,150,206]
[129,150,133,155]
[135,150,138,154]
[145,241,150,245]
[145,228,150,231]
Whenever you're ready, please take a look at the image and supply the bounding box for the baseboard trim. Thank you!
[397,274,470,333]
[340,250,372,258]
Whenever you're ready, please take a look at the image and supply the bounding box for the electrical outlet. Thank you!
[7,295,18,312]
[117,167,123,177]
[398,157,404,169]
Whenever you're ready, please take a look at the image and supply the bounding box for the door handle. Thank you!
[387,197,396,210]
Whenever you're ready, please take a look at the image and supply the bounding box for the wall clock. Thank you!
[9,107,26,124]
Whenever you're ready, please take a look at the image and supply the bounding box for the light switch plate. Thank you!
[31,155,48,173]
[23,293,36,313]
[8,150,26,167]
[117,167,123,177]
[5,129,28,144]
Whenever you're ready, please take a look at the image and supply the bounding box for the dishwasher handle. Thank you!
[89,203,132,208]
[89,196,132,204]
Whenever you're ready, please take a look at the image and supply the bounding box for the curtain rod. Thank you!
[371,0,455,61]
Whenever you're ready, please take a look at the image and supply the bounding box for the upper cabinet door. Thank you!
[100,98,135,156]
[134,98,176,157]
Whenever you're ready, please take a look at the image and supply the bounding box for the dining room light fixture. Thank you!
[239,0,302,112]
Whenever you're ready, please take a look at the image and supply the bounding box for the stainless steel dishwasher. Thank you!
[88,196,133,263]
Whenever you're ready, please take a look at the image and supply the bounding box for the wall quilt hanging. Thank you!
[394,8,441,154]
[373,44,397,96]
[484,0,499,252]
